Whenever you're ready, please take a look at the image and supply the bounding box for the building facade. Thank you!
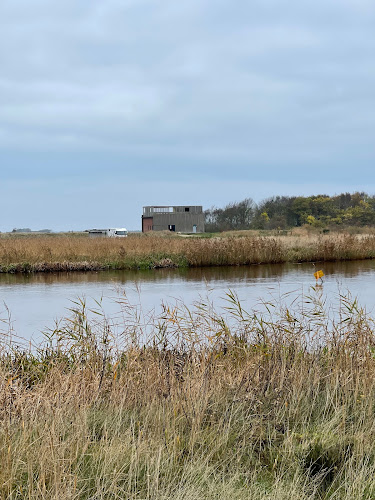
[142,206,205,233]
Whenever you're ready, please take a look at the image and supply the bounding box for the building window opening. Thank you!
[185,207,190,212]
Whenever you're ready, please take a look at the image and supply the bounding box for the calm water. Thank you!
[1,260,375,343]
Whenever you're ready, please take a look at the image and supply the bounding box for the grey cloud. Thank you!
[0,0,374,230]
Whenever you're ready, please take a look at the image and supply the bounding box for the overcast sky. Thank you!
[1,0,374,231]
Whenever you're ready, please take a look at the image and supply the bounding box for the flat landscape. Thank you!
[2,229,375,498]
[2,0,374,496]
[1,230,375,273]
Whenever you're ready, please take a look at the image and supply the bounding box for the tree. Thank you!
[205,198,256,231]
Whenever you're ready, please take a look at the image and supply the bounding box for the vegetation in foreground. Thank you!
[1,291,375,498]
[1,232,375,273]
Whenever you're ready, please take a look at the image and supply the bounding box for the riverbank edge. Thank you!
[2,233,375,273]
[1,252,375,274]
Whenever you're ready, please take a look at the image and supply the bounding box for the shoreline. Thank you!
[1,232,375,273]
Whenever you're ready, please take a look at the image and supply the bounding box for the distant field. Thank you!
[0,230,375,272]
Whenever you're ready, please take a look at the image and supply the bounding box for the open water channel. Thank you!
[1,260,375,345]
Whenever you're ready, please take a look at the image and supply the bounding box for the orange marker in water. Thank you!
[314,269,324,281]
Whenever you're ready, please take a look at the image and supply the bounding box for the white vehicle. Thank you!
[107,228,128,238]
[88,228,128,238]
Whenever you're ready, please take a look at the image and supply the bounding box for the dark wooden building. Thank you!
[142,206,205,233]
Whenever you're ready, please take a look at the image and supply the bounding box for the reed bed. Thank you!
[1,291,375,498]
[1,233,375,273]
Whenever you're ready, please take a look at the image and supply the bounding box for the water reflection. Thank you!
[1,260,375,287]
[1,260,375,342]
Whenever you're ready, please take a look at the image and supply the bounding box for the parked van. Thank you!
[107,228,128,237]
[88,228,128,238]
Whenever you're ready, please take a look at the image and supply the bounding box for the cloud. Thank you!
[0,0,374,229]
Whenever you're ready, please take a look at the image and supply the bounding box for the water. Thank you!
[1,260,375,344]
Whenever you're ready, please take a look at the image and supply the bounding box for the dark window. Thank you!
[185,207,190,212]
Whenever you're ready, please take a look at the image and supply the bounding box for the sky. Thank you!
[1,0,375,231]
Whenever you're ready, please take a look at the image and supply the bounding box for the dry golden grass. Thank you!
[0,232,375,272]
[1,291,375,498]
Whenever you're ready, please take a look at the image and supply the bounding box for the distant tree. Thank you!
[207,192,375,232]
[205,198,256,231]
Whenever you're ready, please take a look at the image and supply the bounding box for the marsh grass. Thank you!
[1,291,375,498]
[1,233,375,273]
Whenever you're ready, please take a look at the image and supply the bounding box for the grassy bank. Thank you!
[1,232,375,273]
[1,292,375,498]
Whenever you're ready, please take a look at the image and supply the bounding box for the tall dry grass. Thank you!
[1,291,375,498]
[1,232,375,272]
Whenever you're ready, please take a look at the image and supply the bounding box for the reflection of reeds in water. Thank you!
[1,233,375,273]
[1,291,375,498]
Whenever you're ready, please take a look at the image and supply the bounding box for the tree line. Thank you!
[205,192,375,231]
